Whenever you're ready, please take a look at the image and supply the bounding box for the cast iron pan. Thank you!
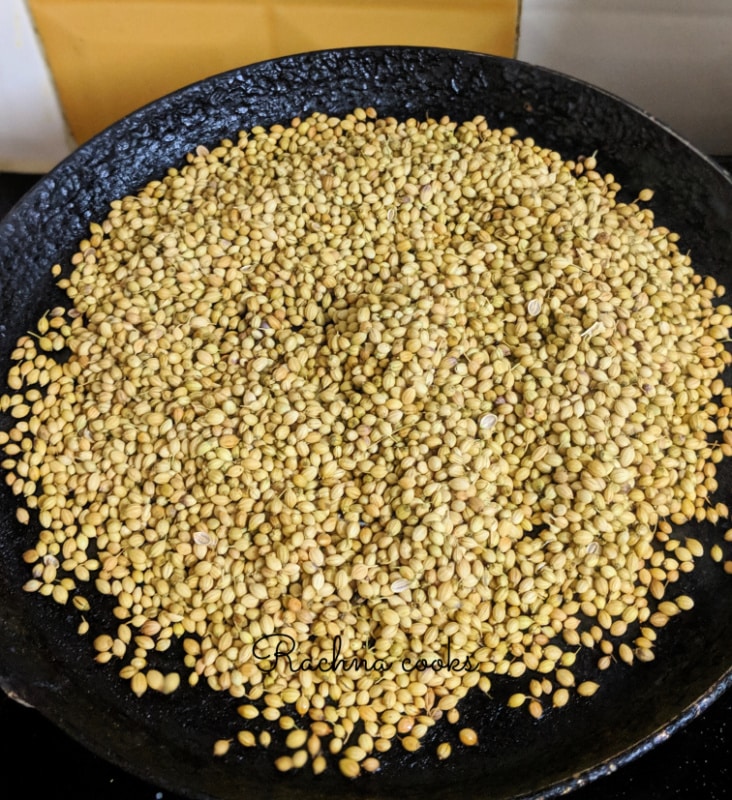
[1,46,732,800]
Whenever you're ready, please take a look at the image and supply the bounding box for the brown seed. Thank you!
[459,728,478,746]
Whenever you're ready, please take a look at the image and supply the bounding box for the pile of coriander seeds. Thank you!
[2,107,732,778]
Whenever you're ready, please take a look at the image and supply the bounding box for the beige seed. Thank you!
[507,693,526,708]
[274,755,294,772]
[338,757,360,779]
[311,721,331,737]
[93,634,114,652]
[636,647,656,663]
[204,409,226,426]
[130,672,147,697]
[618,643,634,665]
[307,734,321,758]
[237,730,256,747]
[213,739,231,756]
[344,745,368,762]
[286,729,308,750]
[237,704,259,720]
[52,584,69,605]
[390,578,410,593]
[526,299,542,317]
[436,742,452,760]
[361,757,381,773]
[146,669,164,692]
[552,688,570,708]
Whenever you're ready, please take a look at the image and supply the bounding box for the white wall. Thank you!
[0,0,72,173]
[518,0,732,156]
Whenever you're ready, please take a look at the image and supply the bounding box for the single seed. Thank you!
[238,704,259,720]
[275,755,294,772]
[213,739,231,756]
[436,742,452,760]
[237,730,256,747]
[552,688,570,708]
[675,595,695,611]
[130,672,147,697]
[286,729,308,750]
[507,693,526,708]
[339,757,360,779]
[479,413,498,430]
[526,299,542,317]
[638,187,654,202]
[459,728,478,746]
[401,735,421,752]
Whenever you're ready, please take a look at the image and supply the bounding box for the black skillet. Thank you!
[1,46,732,800]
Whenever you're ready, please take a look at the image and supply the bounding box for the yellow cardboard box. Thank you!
[29,0,519,144]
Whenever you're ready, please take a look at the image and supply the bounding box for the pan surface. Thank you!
[1,46,732,800]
